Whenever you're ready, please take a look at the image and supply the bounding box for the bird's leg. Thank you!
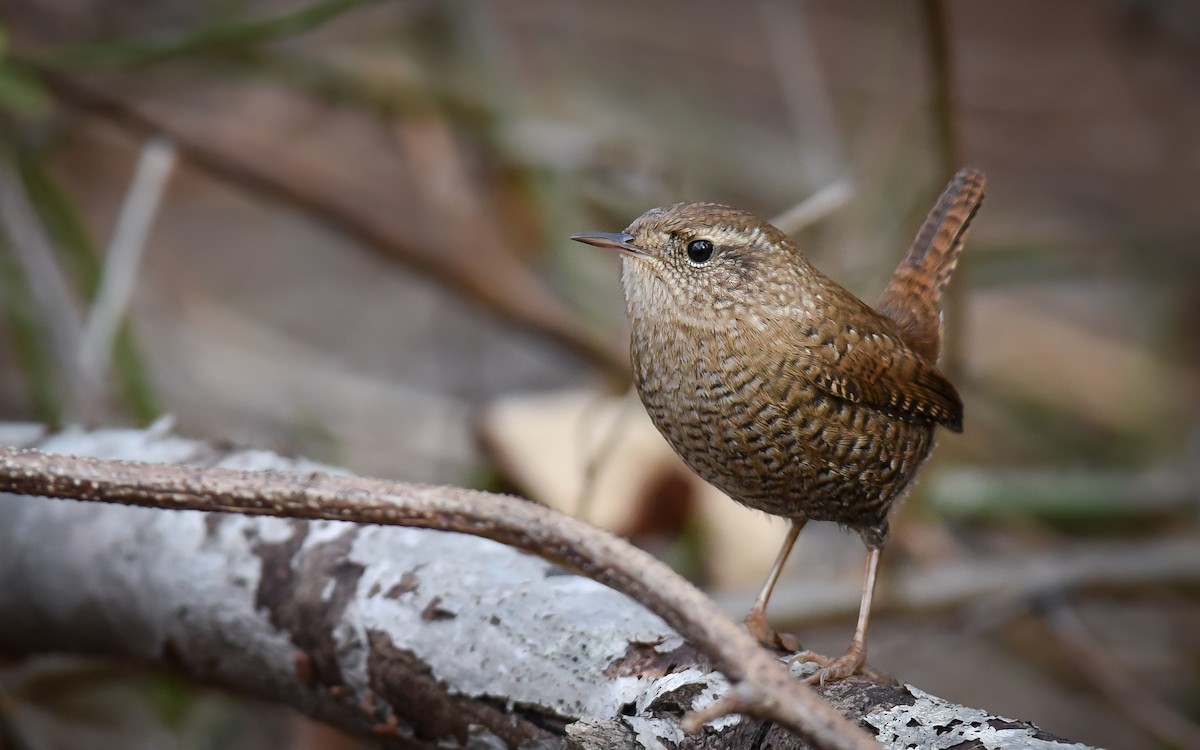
[743,518,806,651]
[805,545,880,684]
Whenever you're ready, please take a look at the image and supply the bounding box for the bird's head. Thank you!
[571,202,806,323]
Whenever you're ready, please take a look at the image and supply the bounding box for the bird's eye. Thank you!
[686,239,715,264]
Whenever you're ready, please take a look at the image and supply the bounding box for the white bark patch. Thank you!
[865,686,1095,750]
[351,528,673,719]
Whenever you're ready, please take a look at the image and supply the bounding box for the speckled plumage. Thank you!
[573,168,985,671]
[618,189,971,546]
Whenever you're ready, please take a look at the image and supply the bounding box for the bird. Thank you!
[570,168,984,682]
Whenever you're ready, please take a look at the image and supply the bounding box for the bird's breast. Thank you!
[630,316,802,501]
[628,314,934,538]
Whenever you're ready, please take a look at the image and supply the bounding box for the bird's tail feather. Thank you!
[876,168,985,364]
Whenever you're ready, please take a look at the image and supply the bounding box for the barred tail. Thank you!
[876,168,985,364]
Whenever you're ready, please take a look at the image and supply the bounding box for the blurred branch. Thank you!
[34,73,626,380]
[921,0,961,178]
[0,225,60,424]
[1041,598,1200,750]
[720,537,1200,625]
[0,26,50,117]
[29,0,386,71]
[926,467,1196,522]
[0,156,86,421]
[920,0,967,379]
[771,178,855,237]
[13,139,160,423]
[755,0,846,186]
[77,136,174,397]
[0,683,39,750]
[211,48,445,119]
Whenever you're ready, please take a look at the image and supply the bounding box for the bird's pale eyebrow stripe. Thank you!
[698,226,759,246]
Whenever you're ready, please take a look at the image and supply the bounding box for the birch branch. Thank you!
[0,425,1094,750]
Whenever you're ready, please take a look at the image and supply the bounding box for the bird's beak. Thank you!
[569,232,645,257]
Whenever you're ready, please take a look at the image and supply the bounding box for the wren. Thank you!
[572,168,984,682]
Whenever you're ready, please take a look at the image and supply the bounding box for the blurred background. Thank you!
[0,0,1197,748]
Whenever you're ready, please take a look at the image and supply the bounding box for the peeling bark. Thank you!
[0,424,1095,749]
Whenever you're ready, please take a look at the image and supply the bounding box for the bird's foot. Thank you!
[800,642,865,686]
[743,608,802,652]
[788,649,833,667]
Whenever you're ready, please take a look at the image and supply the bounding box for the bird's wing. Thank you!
[777,319,964,432]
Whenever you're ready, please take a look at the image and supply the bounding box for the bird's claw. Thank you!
[801,646,865,686]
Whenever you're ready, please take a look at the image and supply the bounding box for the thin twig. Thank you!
[78,136,176,389]
[771,178,856,237]
[0,446,878,750]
